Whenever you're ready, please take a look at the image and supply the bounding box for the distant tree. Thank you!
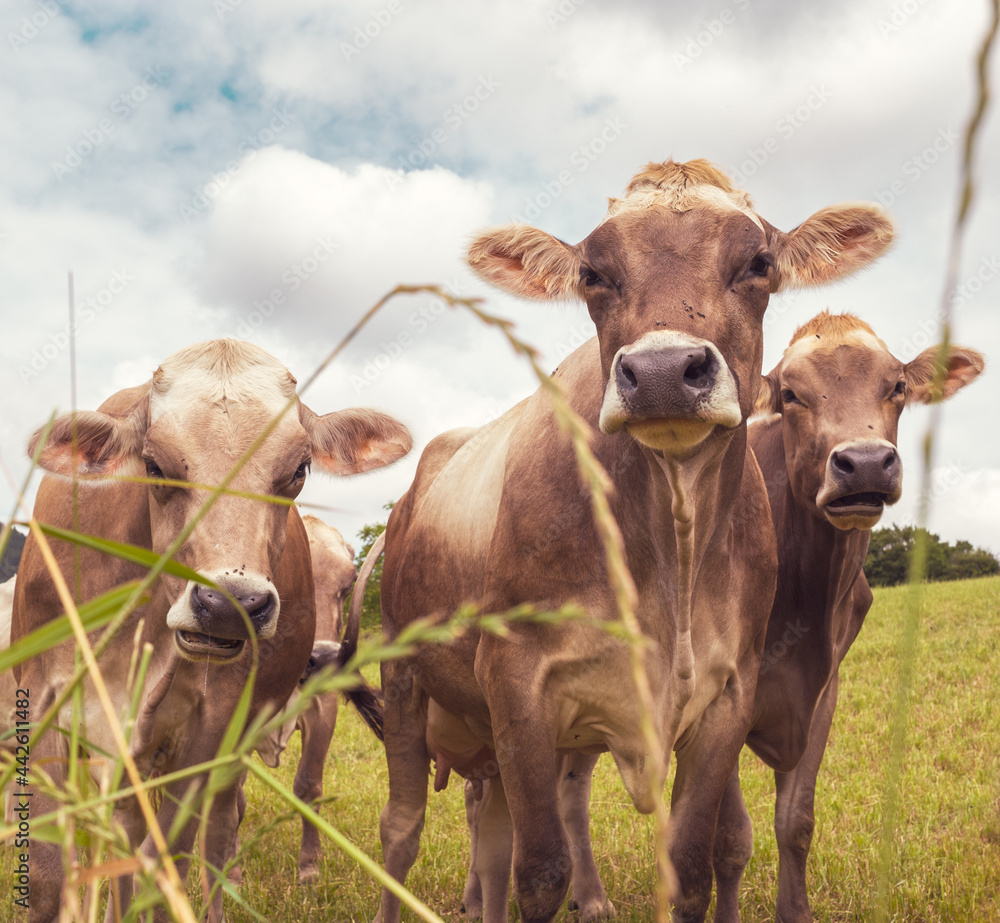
[865,525,999,587]
[350,502,394,632]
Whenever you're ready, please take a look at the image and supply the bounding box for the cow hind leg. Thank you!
[374,661,431,923]
[294,695,339,884]
[461,780,485,920]
[558,752,613,921]
[712,764,753,923]
[476,773,514,923]
[774,676,838,923]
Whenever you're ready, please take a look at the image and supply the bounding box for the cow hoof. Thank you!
[569,898,616,920]
[298,864,320,885]
[459,900,484,920]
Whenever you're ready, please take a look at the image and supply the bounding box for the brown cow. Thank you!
[373,160,894,923]
[711,312,984,922]
[11,339,410,923]
[458,312,984,922]
[253,514,360,884]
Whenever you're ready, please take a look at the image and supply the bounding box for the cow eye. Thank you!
[580,266,604,288]
[749,253,773,277]
[891,380,906,398]
[145,458,164,480]
[294,460,311,481]
[780,388,801,406]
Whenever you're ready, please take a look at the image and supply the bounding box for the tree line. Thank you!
[863,525,999,588]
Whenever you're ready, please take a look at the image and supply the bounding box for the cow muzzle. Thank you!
[599,332,741,453]
[816,439,902,530]
[167,572,281,661]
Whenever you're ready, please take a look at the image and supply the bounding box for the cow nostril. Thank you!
[831,452,855,476]
[683,357,711,385]
[883,449,899,471]
[617,356,639,392]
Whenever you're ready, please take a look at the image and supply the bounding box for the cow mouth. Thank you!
[626,417,718,452]
[824,492,889,515]
[174,630,245,660]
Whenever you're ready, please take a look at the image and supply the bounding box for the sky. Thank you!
[1,0,998,560]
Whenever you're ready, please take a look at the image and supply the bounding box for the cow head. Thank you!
[29,339,411,662]
[468,160,895,456]
[755,312,984,529]
[302,513,357,639]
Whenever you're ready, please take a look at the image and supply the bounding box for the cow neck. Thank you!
[647,427,748,678]
[775,470,870,652]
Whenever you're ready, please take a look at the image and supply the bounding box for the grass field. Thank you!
[4,575,1000,922]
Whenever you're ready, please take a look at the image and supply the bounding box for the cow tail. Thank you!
[341,531,386,742]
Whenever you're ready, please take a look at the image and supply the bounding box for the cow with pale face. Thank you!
[372,160,894,923]
[710,313,984,922]
[12,339,410,923]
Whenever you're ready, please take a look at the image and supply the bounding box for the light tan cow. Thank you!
[372,160,894,923]
[253,514,360,883]
[12,339,410,923]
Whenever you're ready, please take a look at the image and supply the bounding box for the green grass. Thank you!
[4,576,999,921]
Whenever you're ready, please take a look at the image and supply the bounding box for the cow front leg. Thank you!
[774,674,838,923]
[375,659,430,923]
[559,751,612,920]
[199,783,242,923]
[489,732,567,922]
[293,693,339,883]
[712,764,753,923]
[669,677,756,922]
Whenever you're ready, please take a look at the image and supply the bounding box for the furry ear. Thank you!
[771,203,896,291]
[301,405,412,476]
[467,224,581,300]
[28,409,147,477]
[905,346,985,404]
[754,365,783,416]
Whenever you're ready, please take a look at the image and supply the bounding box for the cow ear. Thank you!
[769,204,895,291]
[301,405,412,476]
[467,224,581,300]
[28,409,146,477]
[754,365,783,416]
[904,345,985,404]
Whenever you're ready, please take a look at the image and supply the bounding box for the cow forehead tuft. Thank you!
[783,311,890,363]
[150,339,297,420]
[604,158,760,227]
